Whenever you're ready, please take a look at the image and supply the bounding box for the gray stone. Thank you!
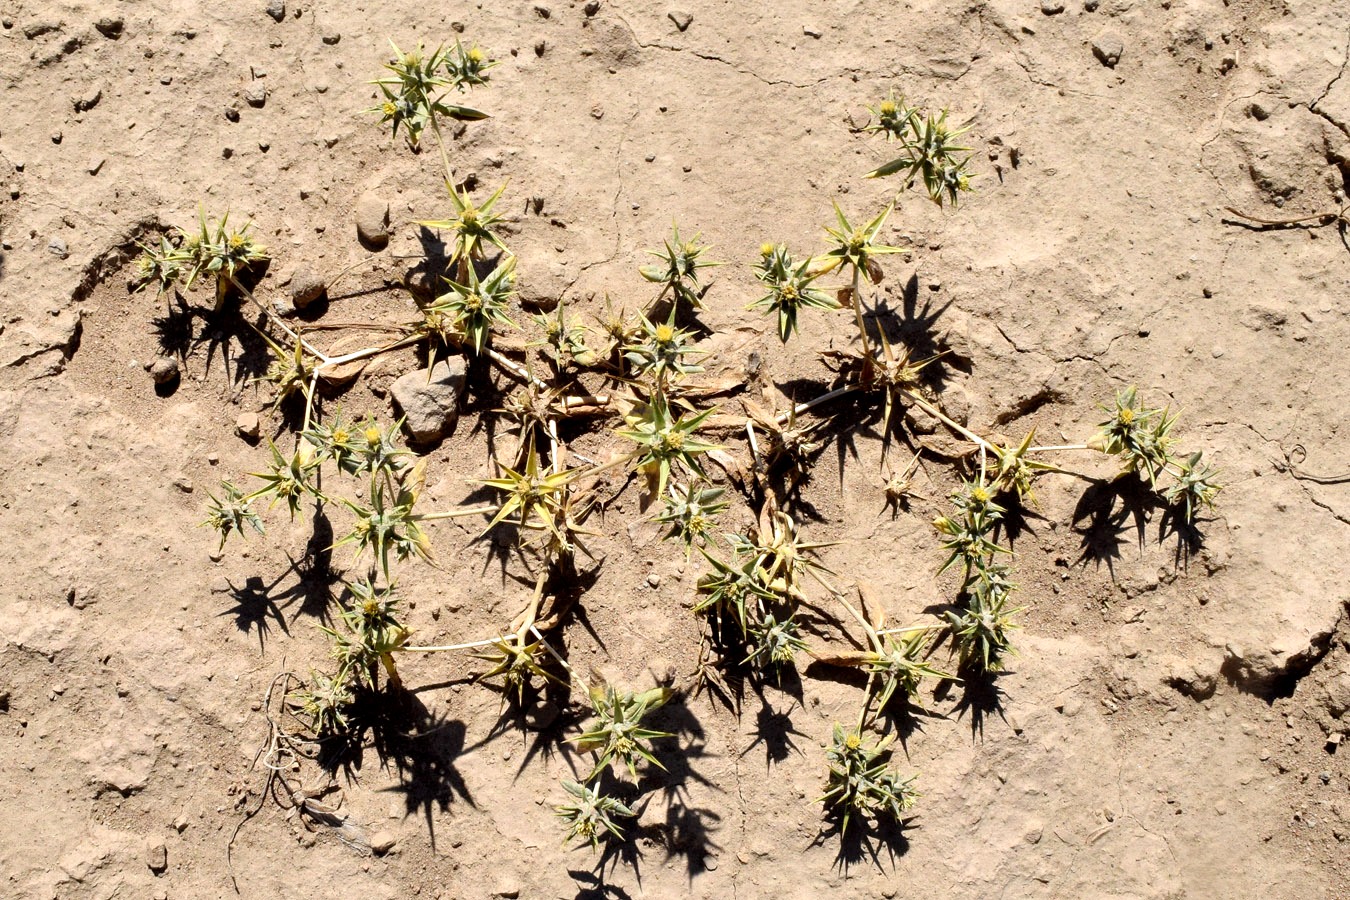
[23,22,60,39]
[1092,32,1124,68]
[391,357,467,443]
[369,830,397,855]
[150,356,179,384]
[1041,0,1064,14]
[354,191,390,250]
[73,85,102,112]
[265,0,286,23]
[289,269,326,309]
[321,31,340,45]
[94,17,124,39]
[48,238,69,258]
[146,842,167,875]
[668,10,693,31]
[244,84,267,108]
[584,1,601,15]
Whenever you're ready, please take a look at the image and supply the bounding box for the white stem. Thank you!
[404,636,508,653]
[774,385,858,425]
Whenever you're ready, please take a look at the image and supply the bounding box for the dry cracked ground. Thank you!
[1,0,1349,898]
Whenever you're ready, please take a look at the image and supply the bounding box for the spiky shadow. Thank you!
[316,686,474,852]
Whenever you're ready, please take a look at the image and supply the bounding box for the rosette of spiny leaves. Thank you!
[573,683,675,780]
[307,412,409,478]
[694,547,774,632]
[429,254,518,354]
[288,669,355,737]
[177,209,268,305]
[624,308,704,383]
[816,586,951,714]
[1089,386,1176,486]
[744,612,808,672]
[656,481,727,556]
[530,299,595,369]
[473,632,563,704]
[480,438,577,541]
[818,201,903,280]
[819,725,917,834]
[593,296,640,359]
[245,441,321,518]
[989,430,1065,505]
[865,93,974,207]
[134,233,192,295]
[932,478,1008,576]
[202,481,264,549]
[335,461,432,580]
[420,180,510,269]
[731,509,835,603]
[639,223,720,310]
[369,40,489,148]
[323,577,411,690]
[945,563,1022,674]
[252,331,316,413]
[556,779,635,849]
[616,389,719,497]
[749,242,839,342]
[443,39,496,90]
[1165,451,1221,522]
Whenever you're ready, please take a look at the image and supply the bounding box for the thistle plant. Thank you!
[1090,386,1174,486]
[616,389,719,497]
[816,588,951,717]
[322,577,411,689]
[369,40,490,150]
[1165,451,1221,521]
[135,210,268,307]
[818,202,903,282]
[202,481,264,549]
[429,254,518,354]
[932,478,1008,576]
[334,468,433,581]
[480,439,577,540]
[819,724,917,834]
[624,309,704,383]
[574,684,674,780]
[420,180,510,273]
[945,566,1022,674]
[639,223,720,311]
[473,632,563,703]
[556,780,635,849]
[288,669,355,737]
[245,441,320,518]
[744,612,808,671]
[530,299,595,369]
[253,331,317,413]
[749,242,838,342]
[134,233,190,295]
[656,481,727,555]
[864,93,974,207]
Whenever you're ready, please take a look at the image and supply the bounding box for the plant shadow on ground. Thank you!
[217,506,341,649]
[150,289,274,399]
[1071,472,1205,577]
[316,684,474,851]
[811,809,914,873]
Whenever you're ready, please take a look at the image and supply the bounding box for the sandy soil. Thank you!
[2,0,1349,898]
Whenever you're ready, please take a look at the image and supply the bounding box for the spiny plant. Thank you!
[199,44,1224,867]
[863,92,975,206]
[133,209,268,308]
[819,724,918,834]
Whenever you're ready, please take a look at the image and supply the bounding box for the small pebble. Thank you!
[51,131,63,144]
[1041,0,1064,13]
[369,830,397,855]
[584,0,601,15]
[236,412,261,440]
[265,0,286,23]
[803,25,822,38]
[88,157,105,175]
[95,17,125,39]
[48,238,69,259]
[321,31,341,45]
[224,106,240,122]
[150,356,179,384]
[244,84,267,108]
[1092,32,1125,68]
[668,10,693,31]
